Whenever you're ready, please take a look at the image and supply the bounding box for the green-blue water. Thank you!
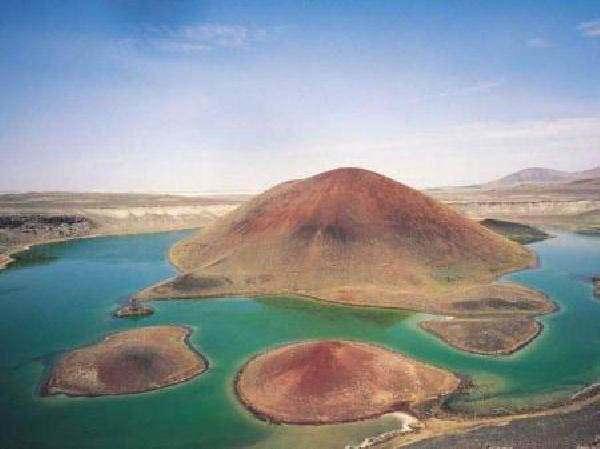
[0,231,599,448]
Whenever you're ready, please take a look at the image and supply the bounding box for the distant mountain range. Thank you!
[484,166,600,188]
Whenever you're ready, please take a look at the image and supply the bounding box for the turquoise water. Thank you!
[0,231,599,448]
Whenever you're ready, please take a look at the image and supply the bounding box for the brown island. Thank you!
[133,168,555,356]
[420,317,542,356]
[418,283,554,355]
[235,340,461,424]
[42,326,207,397]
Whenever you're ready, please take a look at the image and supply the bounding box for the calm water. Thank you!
[0,231,599,449]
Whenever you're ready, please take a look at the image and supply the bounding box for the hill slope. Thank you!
[139,167,539,310]
[484,167,568,188]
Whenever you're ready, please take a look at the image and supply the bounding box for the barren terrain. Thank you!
[0,192,248,269]
[427,176,600,233]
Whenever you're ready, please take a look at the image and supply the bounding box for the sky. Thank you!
[0,0,599,193]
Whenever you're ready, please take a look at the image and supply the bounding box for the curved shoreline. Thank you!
[136,225,551,316]
[40,325,208,398]
[133,280,554,315]
[418,318,545,356]
[133,278,556,358]
[0,227,198,272]
[132,227,556,360]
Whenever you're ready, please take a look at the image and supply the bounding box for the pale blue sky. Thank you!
[1,1,599,192]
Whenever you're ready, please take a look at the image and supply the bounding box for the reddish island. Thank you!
[235,340,460,424]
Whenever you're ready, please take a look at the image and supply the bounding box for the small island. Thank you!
[593,276,600,299]
[113,300,154,318]
[42,326,207,397]
[420,317,542,355]
[235,340,460,424]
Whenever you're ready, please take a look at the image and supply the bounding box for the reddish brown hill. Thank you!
[235,340,460,423]
[139,167,536,309]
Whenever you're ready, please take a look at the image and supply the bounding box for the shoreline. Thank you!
[391,385,600,448]
[40,324,208,398]
[0,226,199,272]
[137,229,549,314]
[133,278,556,357]
[133,277,554,314]
[135,286,555,320]
[132,231,556,358]
[417,318,545,356]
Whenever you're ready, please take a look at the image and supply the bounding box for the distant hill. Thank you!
[142,167,534,308]
[484,166,600,189]
[574,166,600,180]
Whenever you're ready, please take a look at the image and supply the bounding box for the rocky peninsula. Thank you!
[235,340,460,424]
[42,326,207,397]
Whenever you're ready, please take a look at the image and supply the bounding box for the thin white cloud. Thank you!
[526,37,552,48]
[123,23,269,54]
[578,19,600,38]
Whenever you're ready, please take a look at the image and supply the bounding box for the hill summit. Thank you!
[140,167,536,309]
